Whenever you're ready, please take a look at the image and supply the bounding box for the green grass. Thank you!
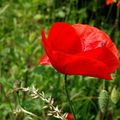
[0,0,120,120]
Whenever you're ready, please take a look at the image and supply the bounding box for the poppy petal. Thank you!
[40,29,57,67]
[80,46,119,73]
[48,22,82,54]
[41,37,112,79]
[73,24,111,51]
[73,24,119,60]
[50,49,112,80]
[39,53,51,65]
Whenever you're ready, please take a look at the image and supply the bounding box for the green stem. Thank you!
[64,75,77,120]
[106,4,113,22]
[115,7,119,45]
[103,80,106,90]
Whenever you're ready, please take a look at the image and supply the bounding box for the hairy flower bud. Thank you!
[111,87,120,104]
[98,90,109,113]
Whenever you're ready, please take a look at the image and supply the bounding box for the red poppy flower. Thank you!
[67,113,73,120]
[117,1,120,7]
[39,22,119,80]
[106,0,114,5]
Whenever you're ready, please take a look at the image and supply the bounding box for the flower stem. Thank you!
[103,80,106,90]
[64,75,77,120]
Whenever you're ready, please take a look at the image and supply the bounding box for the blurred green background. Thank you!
[0,0,120,120]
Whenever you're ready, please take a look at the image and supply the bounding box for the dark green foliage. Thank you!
[0,0,120,120]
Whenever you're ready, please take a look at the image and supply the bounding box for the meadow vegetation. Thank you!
[0,0,120,120]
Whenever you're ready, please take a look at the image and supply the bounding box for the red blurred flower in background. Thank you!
[106,0,114,5]
[67,113,73,120]
[117,1,120,7]
[105,0,120,7]
[39,22,119,80]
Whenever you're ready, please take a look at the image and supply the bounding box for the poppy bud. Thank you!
[111,87,120,104]
[98,90,109,113]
